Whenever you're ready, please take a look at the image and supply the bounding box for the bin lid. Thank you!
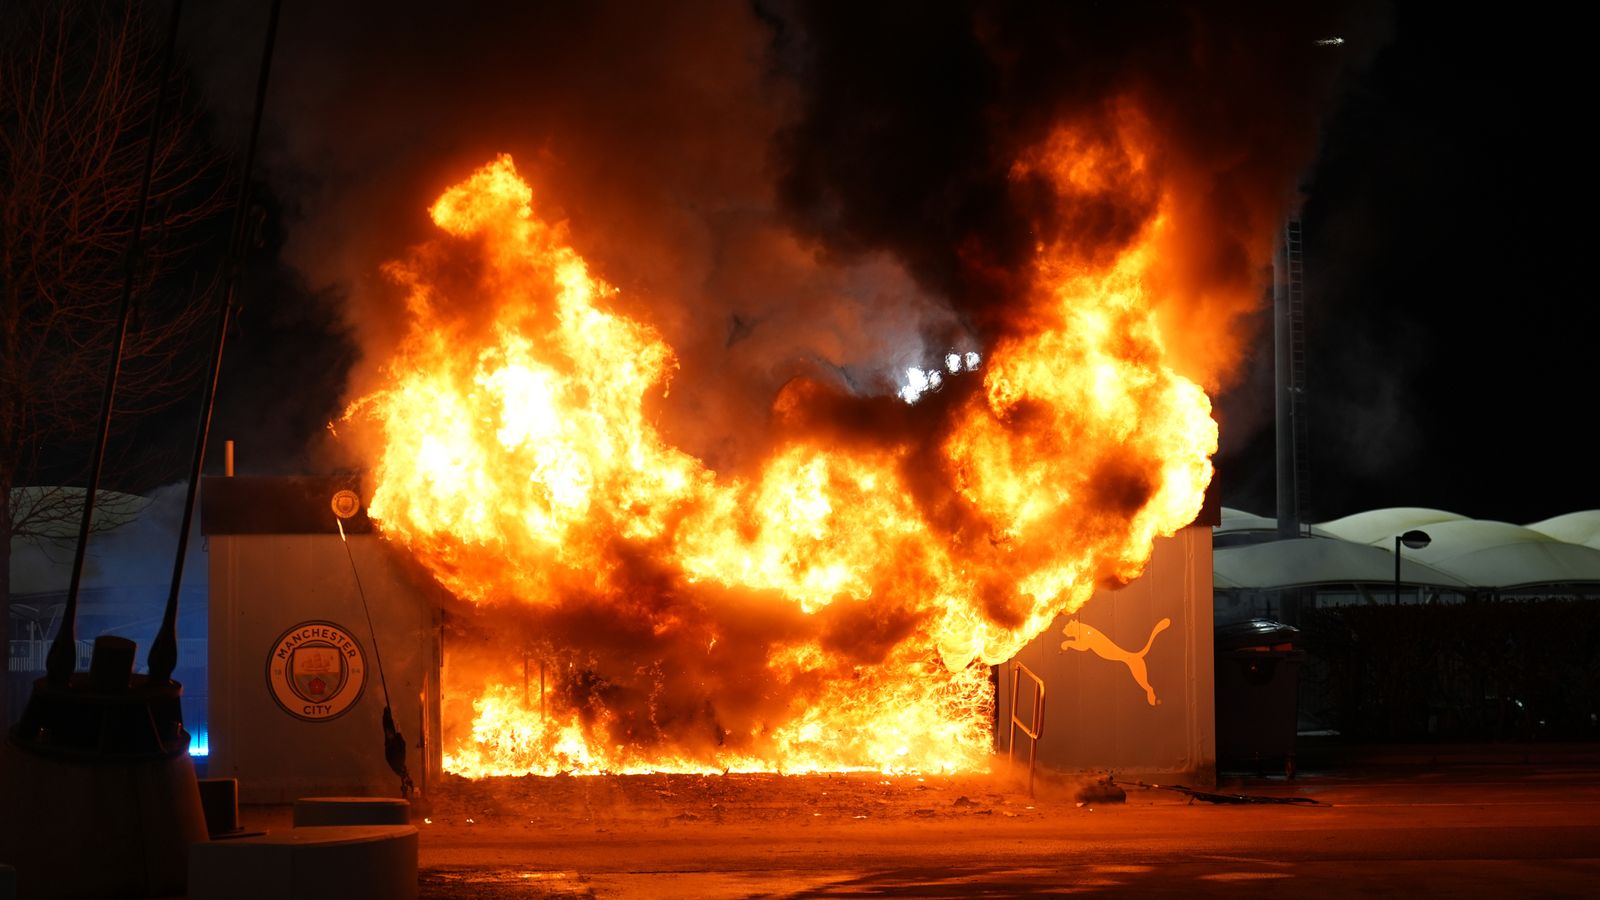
[1215,618,1300,651]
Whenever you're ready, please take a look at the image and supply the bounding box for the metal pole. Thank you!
[47,0,187,686]
[1394,535,1402,606]
[1273,229,1296,540]
[148,0,283,684]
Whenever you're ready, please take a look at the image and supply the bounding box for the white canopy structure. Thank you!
[1313,507,1469,545]
[1214,537,1468,590]
[1217,507,1600,592]
[1525,511,1600,551]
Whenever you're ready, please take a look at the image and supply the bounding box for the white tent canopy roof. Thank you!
[1214,537,1468,590]
[1217,507,1279,535]
[7,486,181,597]
[1525,511,1600,550]
[1217,507,1600,591]
[1312,507,1470,545]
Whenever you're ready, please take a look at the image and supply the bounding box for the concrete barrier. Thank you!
[293,796,410,827]
[188,825,417,900]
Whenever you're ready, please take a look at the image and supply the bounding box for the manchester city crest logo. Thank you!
[266,621,368,721]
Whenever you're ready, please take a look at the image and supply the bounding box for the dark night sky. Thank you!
[169,1,1596,528]
[1212,2,1599,524]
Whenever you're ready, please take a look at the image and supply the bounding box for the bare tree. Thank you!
[1,0,225,721]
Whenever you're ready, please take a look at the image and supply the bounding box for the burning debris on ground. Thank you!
[418,770,1044,832]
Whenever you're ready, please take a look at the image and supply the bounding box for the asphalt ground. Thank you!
[239,744,1600,898]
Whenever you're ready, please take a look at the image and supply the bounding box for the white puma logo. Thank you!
[1060,617,1172,706]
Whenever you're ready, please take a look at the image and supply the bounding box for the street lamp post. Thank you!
[1395,529,1432,605]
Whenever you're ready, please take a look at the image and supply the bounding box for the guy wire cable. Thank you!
[336,515,415,798]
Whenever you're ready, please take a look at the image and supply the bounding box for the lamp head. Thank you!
[1399,529,1432,550]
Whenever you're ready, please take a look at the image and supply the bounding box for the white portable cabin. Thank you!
[203,476,444,803]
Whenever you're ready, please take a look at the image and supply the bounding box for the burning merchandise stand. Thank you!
[208,150,1222,792]
[203,476,1217,802]
[338,154,1217,780]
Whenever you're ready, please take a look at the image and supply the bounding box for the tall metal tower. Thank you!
[1274,218,1311,538]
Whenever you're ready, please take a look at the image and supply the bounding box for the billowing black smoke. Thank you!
[773,0,1387,377]
[187,0,1384,472]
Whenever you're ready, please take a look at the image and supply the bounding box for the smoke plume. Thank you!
[190,1,1378,464]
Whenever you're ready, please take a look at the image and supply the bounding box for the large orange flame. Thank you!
[348,133,1215,776]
